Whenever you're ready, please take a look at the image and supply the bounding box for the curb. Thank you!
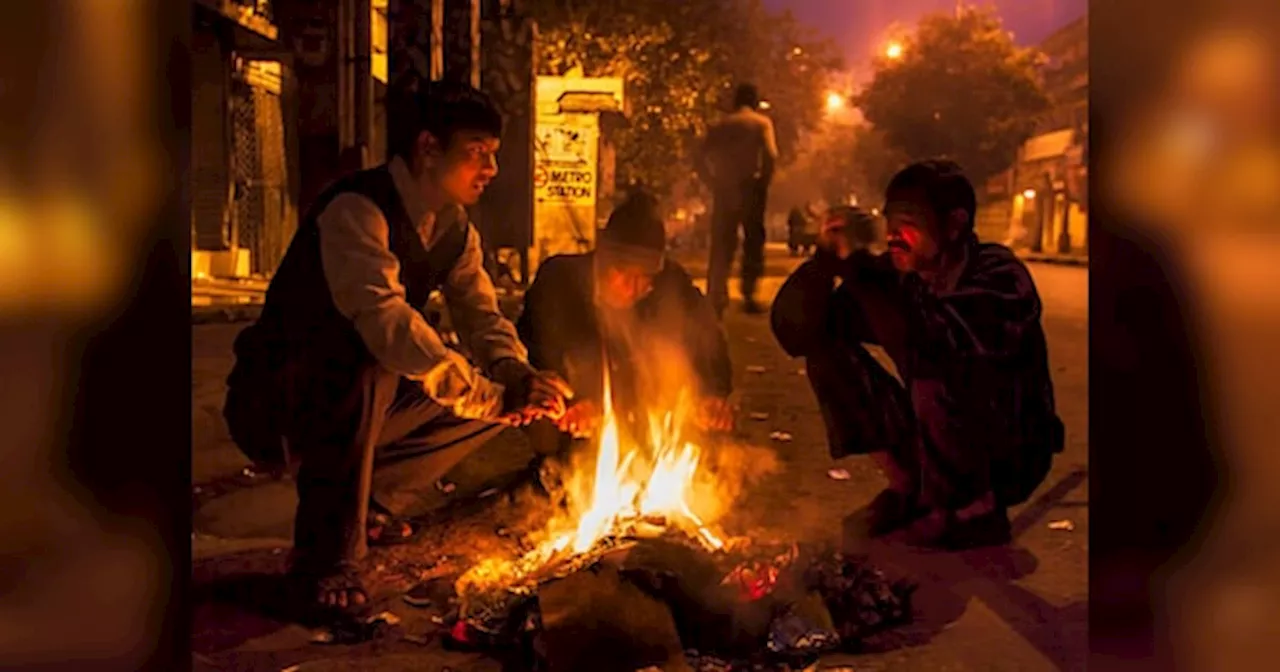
[1017,252,1089,267]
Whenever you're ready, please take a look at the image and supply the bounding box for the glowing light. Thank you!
[825,92,845,112]
[1023,189,1037,199]
[885,42,904,60]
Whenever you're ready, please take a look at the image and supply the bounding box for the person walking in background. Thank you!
[696,83,779,317]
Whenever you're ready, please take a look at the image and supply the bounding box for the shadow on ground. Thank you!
[839,469,1090,671]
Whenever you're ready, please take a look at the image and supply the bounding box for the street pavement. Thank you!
[191,246,1088,671]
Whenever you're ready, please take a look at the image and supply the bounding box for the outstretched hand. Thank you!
[556,400,602,438]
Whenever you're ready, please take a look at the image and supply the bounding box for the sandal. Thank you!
[289,561,371,619]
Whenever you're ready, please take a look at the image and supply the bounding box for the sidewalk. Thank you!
[190,259,1088,670]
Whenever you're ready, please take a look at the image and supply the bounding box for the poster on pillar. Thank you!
[534,118,598,206]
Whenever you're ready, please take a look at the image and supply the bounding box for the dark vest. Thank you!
[255,165,468,353]
[224,165,468,466]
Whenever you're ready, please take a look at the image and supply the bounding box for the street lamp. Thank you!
[825,92,845,113]
[885,41,904,60]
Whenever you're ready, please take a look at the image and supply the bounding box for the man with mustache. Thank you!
[223,82,568,615]
[771,160,1063,549]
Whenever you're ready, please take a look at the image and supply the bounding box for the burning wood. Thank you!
[437,368,916,668]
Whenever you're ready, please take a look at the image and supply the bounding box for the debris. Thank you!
[311,612,402,645]
[402,633,433,646]
[746,365,767,374]
[242,467,257,478]
[430,615,446,625]
[767,611,840,657]
[803,550,916,642]
[749,412,770,421]
[368,611,401,626]
[405,578,455,609]
[827,469,851,481]
[280,666,302,672]
[495,526,511,537]
[1049,519,1075,531]
[479,487,499,498]
[769,431,793,442]
[797,369,807,376]
[436,479,457,494]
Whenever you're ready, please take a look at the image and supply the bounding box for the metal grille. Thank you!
[231,60,292,276]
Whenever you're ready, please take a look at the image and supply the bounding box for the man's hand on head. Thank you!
[817,214,856,260]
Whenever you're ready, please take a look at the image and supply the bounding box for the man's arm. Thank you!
[514,256,568,377]
[318,194,504,419]
[442,223,529,370]
[769,256,838,358]
[759,116,779,186]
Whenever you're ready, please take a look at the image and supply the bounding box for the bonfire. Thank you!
[456,371,732,598]
[443,366,916,670]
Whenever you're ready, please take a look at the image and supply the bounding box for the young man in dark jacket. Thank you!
[222,82,567,615]
[771,160,1064,550]
[517,192,735,461]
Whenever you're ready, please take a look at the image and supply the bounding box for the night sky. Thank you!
[764,0,1087,80]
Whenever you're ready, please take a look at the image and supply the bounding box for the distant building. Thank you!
[981,12,1088,255]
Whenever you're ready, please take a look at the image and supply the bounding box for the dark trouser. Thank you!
[806,346,997,510]
[708,180,768,314]
[802,289,996,511]
[226,337,506,572]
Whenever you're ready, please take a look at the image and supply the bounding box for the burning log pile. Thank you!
[440,536,915,671]
[430,378,916,670]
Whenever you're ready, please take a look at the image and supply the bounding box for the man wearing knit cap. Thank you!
[518,191,735,456]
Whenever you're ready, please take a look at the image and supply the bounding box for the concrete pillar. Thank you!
[475,0,536,280]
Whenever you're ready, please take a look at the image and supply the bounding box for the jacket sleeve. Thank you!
[892,251,1042,377]
[770,256,839,358]
[515,260,555,372]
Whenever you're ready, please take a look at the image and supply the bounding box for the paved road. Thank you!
[191,249,1088,671]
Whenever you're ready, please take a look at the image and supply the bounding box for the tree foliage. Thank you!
[855,6,1049,189]
[528,0,842,197]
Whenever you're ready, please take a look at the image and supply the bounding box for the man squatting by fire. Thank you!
[223,82,574,615]
[772,160,1064,550]
[517,190,736,477]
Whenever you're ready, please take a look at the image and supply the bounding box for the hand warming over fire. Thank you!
[695,396,735,434]
[556,400,601,438]
[529,371,574,420]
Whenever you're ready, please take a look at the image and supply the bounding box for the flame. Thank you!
[459,366,728,592]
